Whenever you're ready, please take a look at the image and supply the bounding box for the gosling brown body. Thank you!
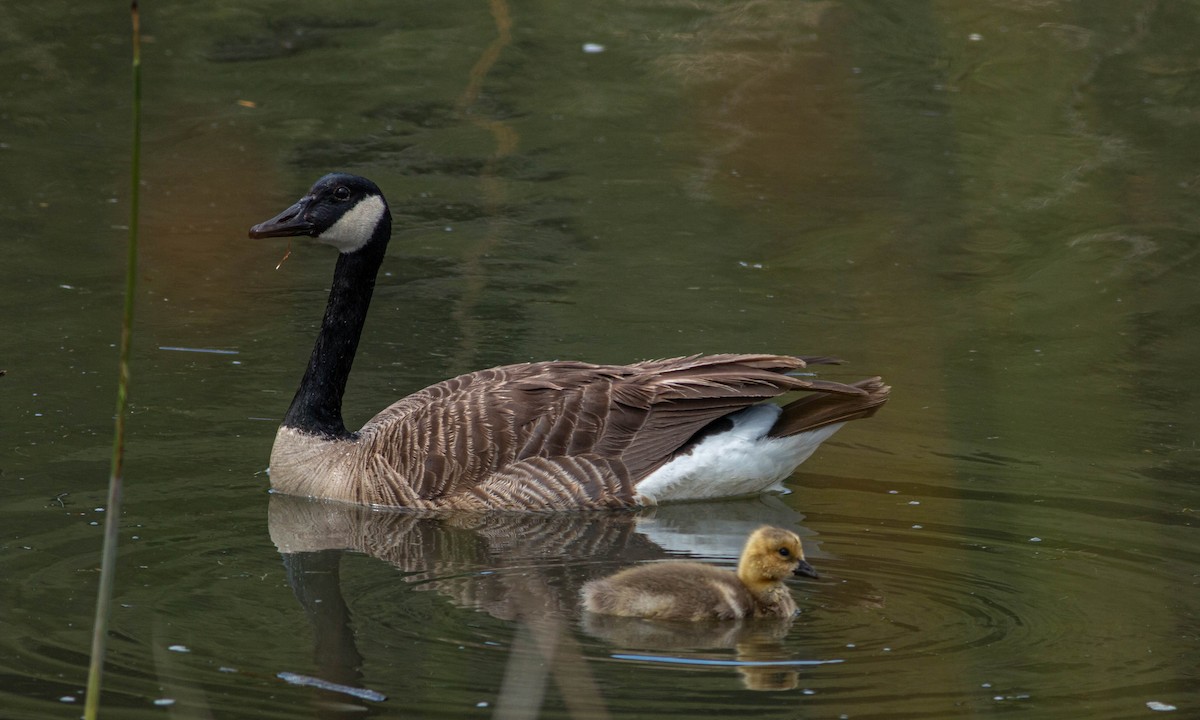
[581,527,817,621]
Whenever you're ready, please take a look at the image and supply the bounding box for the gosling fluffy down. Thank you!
[580,526,817,621]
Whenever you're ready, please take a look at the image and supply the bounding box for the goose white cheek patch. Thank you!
[318,195,386,253]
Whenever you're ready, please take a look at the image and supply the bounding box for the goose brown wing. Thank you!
[355,354,869,506]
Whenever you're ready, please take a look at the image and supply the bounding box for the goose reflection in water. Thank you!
[267,492,823,709]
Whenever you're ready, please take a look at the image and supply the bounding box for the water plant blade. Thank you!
[84,3,141,717]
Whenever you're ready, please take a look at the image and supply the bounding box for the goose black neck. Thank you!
[283,217,391,438]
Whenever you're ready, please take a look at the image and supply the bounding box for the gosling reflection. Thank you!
[581,614,802,691]
[268,492,816,705]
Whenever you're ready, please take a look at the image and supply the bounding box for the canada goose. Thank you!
[580,526,816,620]
[249,173,889,510]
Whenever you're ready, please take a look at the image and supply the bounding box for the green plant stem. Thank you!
[85,3,141,718]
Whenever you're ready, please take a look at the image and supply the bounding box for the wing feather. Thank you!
[347,354,881,508]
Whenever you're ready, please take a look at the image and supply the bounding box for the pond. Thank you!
[2,1,1198,718]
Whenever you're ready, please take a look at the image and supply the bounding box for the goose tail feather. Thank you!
[769,377,890,438]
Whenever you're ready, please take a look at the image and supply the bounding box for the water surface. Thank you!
[2,1,1199,718]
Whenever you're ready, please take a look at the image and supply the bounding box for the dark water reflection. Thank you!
[260,481,1194,719]
[3,0,1200,718]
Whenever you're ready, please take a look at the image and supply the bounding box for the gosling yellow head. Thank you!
[737,526,818,592]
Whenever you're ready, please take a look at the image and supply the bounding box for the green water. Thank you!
[2,1,1198,718]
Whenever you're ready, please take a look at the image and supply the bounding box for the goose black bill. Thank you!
[249,200,315,238]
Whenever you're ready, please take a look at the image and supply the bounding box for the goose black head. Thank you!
[249,173,391,254]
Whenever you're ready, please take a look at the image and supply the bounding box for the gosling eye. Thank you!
[778,547,791,558]
[333,186,351,201]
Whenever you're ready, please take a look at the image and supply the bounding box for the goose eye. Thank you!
[333,186,351,201]
[778,547,791,557]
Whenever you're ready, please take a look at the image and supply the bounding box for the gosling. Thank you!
[580,526,818,621]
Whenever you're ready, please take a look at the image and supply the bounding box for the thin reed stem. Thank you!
[84,3,141,717]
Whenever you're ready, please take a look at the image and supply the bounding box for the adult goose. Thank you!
[249,173,889,511]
